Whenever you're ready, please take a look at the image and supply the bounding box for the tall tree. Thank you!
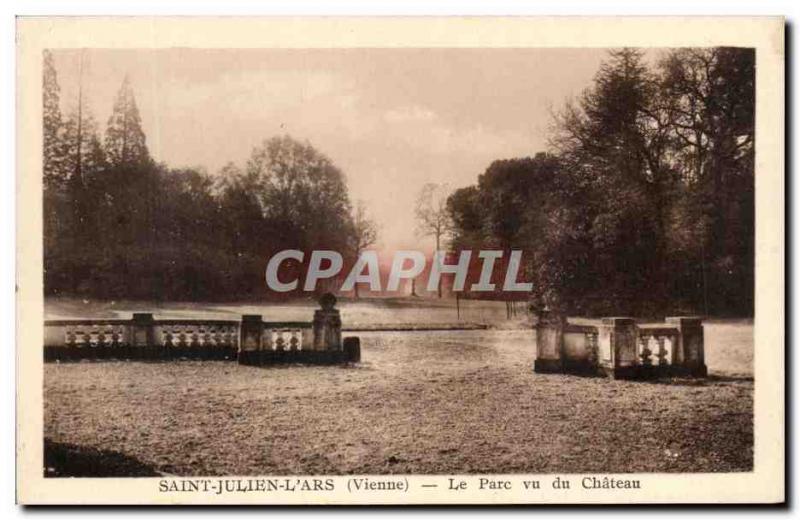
[215,162,263,257]
[415,182,452,297]
[42,49,70,294]
[42,50,67,190]
[63,109,104,181]
[348,201,379,298]
[447,185,483,251]
[659,47,755,313]
[105,76,149,167]
[550,48,677,314]
[63,108,106,243]
[63,52,105,267]
[447,154,563,303]
[246,135,353,257]
[101,75,160,264]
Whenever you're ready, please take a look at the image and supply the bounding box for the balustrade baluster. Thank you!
[263,330,274,350]
[585,332,598,365]
[657,336,667,365]
[639,334,652,366]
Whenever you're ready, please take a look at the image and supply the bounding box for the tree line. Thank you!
[444,48,754,316]
[42,50,377,301]
[44,48,754,316]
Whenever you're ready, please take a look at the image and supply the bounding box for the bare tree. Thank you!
[414,182,452,298]
[349,201,378,298]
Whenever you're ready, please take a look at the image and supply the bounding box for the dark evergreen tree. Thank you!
[105,76,149,167]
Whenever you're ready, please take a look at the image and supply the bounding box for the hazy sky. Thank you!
[52,48,624,251]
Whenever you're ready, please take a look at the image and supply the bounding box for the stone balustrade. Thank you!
[534,314,707,379]
[44,294,360,365]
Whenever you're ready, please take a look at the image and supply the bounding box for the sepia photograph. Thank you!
[15,16,784,505]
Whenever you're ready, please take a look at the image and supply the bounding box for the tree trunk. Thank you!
[436,232,442,298]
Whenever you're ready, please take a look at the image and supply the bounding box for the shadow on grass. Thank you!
[44,438,161,477]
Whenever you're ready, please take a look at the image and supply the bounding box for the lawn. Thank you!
[43,302,753,476]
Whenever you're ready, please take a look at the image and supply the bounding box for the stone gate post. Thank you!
[238,314,263,364]
[313,293,342,351]
[666,317,707,377]
[131,313,155,358]
[533,309,565,373]
[599,317,638,378]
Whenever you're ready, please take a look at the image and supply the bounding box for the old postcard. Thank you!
[16,16,784,504]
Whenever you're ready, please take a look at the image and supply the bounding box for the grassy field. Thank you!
[44,300,753,476]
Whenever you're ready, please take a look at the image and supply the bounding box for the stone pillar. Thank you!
[667,317,707,377]
[599,317,638,378]
[313,293,342,351]
[533,310,565,373]
[130,313,155,358]
[238,314,263,364]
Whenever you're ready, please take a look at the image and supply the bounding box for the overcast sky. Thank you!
[52,48,636,252]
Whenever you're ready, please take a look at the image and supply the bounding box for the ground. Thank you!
[43,298,753,476]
